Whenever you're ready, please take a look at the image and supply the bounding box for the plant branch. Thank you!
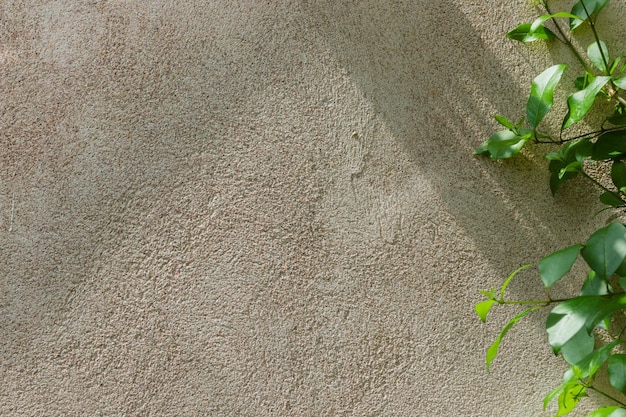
[580,0,610,73]
[588,386,626,408]
[542,1,595,74]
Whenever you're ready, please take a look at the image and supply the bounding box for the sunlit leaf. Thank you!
[527,64,568,130]
[539,244,582,288]
[507,23,556,43]
[588,41,610,73]
[487,306,543,370]
[546,294,626,353]
[581,222,626,279]
[563,76,611,129]
[475,299,495,323]
[570,0,611,30]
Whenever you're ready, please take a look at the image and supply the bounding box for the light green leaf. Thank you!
[530,13,584,32]
[507,23,556,43]
[570,0,611,30]
[558,383,587,416]
[475,299,495,323]
[588,41,610,73]
[539,244,582,288]
[475,130,528,160]
[487,306,543,371]
[560,327,595,365]
[581,222,626,279]
[527,64,568,130]
[587,406,626,417]
[608,354,626,394]
[563,76,611,129]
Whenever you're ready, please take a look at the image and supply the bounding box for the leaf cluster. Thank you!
[475,1,626,416]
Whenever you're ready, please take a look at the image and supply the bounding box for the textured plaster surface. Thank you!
[1,0,625,415]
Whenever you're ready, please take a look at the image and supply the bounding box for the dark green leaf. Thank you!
[546,294,626,353]
[600,191,624,207]
[487,306,543,370]
[539,244,582,288]
[560,327,595,365]
[475,299,495,323]
[588,41,610,73]
[612,161,626,189]
[570,0,611,30]
[563,76,611,129]
[581,222,626,278]
[575,75,590,90]
[587,407,626,417]
[527,64,568,130]
[608,354,626,394]
[592,131,626,160]
[507,23,556,43]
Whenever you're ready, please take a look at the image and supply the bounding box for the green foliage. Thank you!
[475,0,626,415]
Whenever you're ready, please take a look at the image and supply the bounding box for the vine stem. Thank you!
[541,1,594,74]
[588,386,626,408]
[533,127,626,145]
[579,0,610,72]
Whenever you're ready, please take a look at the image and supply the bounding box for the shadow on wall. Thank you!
[301,0,602,283]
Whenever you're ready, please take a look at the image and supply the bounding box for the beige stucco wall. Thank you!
[2,0,625,415]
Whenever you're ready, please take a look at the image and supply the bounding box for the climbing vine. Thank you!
[476,1,626,415]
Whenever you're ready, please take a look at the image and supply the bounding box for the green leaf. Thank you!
[566,341,621,383]
[527,64,568,130]
[560,327,595,365]
[530,13,582,32]
[507,23,556,43]
[475,299,495,323]
[588,41,610,73]
[539,244,582,288]
[558,382,587,416]
[487,306,543,371]
[547,294,626,353]
[500,264,532,299]
[592,131,626,160]
[614,76,626,90]
[581,222,626,278]
[494,114,514,129]
[587,407,626,417]
[475,130,528,160]
[563,76,611,129]
[612,161,626,189]
[608,354,626,394]
[570,0,611,30]
[600,191,625,207]
[580,270,612,296]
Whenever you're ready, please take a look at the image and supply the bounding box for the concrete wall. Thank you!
[1,0,624,415]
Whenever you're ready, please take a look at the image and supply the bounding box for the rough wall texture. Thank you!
[1,0,625,415]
